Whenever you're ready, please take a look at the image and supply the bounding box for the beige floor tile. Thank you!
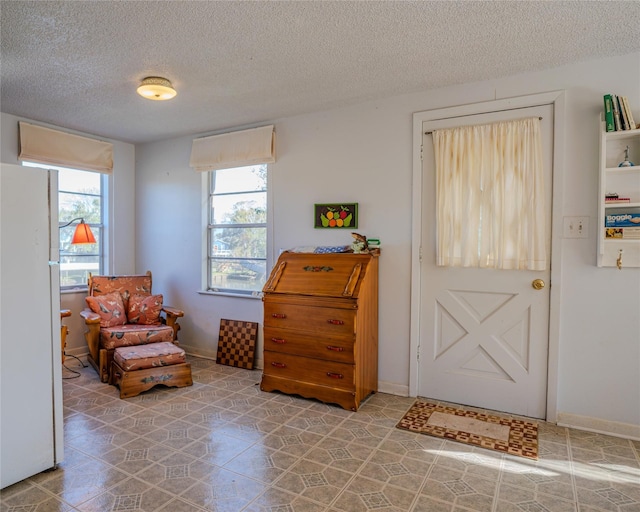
[1,482,77,511]
[180,468,267,511]
[222,444,299,483]
[74,477,173,512]
[243,487,326,511]
[274,459,353,505]
[332,474,417,511]
[37,458,129,507]
[182,431,254,466]
[261,424,324,458]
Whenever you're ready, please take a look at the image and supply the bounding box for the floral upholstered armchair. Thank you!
[79,271,184,382]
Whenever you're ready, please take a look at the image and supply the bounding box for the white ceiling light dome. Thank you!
[136,76,177,101]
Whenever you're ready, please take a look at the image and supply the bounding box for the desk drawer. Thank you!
[264,302,355,337]
[264,327,354,363]
[263,351,354,391]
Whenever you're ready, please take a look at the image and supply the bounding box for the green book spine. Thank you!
[604,94,615,132]
[612,94,622,131]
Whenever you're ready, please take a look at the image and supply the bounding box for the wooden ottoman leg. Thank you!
[110,361,124,393]
[98,348,109,383]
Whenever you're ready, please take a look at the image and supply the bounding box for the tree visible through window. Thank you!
[208,164,267,294]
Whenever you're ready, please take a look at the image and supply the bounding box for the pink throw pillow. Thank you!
[127,294,163,325]
[85,292,127,327]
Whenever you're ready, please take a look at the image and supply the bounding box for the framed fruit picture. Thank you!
[314,203,358,229]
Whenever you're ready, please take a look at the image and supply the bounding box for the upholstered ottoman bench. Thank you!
[110,342,193,398]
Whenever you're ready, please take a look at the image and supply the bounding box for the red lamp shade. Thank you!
[70,220,96,244]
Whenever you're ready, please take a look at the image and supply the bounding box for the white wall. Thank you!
[136,52,640,435]
[0,113,136,356]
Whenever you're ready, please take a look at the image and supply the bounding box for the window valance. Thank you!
[18,122,113,174]
[189,125,275,172]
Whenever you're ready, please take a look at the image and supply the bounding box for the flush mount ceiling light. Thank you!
[136,76,177,101]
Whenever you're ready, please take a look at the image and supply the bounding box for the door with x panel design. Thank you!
[418,104,553,419]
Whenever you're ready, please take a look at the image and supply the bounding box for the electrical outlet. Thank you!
[563,216,589,238]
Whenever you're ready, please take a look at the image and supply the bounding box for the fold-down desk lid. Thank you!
[263,252,375,298]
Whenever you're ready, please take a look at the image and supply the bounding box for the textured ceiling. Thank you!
[2,1,640,144]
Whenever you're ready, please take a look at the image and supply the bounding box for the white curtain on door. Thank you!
[432,117,546,270]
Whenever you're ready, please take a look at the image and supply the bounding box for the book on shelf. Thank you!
[612,94,622,131]
[605,197,631,203]
[606,227,640,239]
[622,96,636,130]
[618,96,629,130]
[604,94,615,132]
[603,94,637,131]
[605,212,640,227]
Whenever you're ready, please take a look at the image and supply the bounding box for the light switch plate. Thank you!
[563,216,589,238]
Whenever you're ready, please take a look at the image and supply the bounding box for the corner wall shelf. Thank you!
[597,116,640,268]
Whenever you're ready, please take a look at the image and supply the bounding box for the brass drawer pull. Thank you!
[326,372,344,379]
[271,362,287,368]
[326,345,344,352]
[271,338,286,344]
[328,319,344,325]
[271,313,287,319]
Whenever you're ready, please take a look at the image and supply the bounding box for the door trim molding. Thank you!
[410,91,565,423]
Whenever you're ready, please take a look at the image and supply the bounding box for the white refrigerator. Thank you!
[0,163,64,488]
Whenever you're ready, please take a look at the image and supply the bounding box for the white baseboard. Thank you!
[65,347,88,358]
[378,380,410,397]
[557,411,640,441]
[179,343,217,361]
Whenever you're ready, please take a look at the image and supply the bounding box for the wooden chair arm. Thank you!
[162,306,184,319]
[79,308,101,364]
[61,309,72,319]
[79,309,101,324]
[161,306,183,340]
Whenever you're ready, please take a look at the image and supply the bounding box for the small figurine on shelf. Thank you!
[350,233,381,255]
[618,145,635,167]
[351,232,369,253]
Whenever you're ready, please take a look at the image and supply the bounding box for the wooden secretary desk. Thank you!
[260,251,378,411]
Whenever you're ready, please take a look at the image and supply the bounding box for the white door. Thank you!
[418,105,553,419]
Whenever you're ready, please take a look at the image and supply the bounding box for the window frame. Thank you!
[202,164,271,298]
[22,161,106,291]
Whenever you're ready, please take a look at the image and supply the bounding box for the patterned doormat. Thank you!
[396,400,538,460]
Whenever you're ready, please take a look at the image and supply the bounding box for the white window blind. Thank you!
[189,125,275,172]
[18,122,113,174]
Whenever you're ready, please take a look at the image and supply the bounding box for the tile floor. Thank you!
[1,356,639,511]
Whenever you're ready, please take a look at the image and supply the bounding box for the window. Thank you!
[23,162,104,289]
[58,167,103,288]
[207,164,267,295]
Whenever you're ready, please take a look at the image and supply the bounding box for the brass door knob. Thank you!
[532,279,545,290]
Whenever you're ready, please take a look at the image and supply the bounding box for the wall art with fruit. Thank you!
[314,203,358,229]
